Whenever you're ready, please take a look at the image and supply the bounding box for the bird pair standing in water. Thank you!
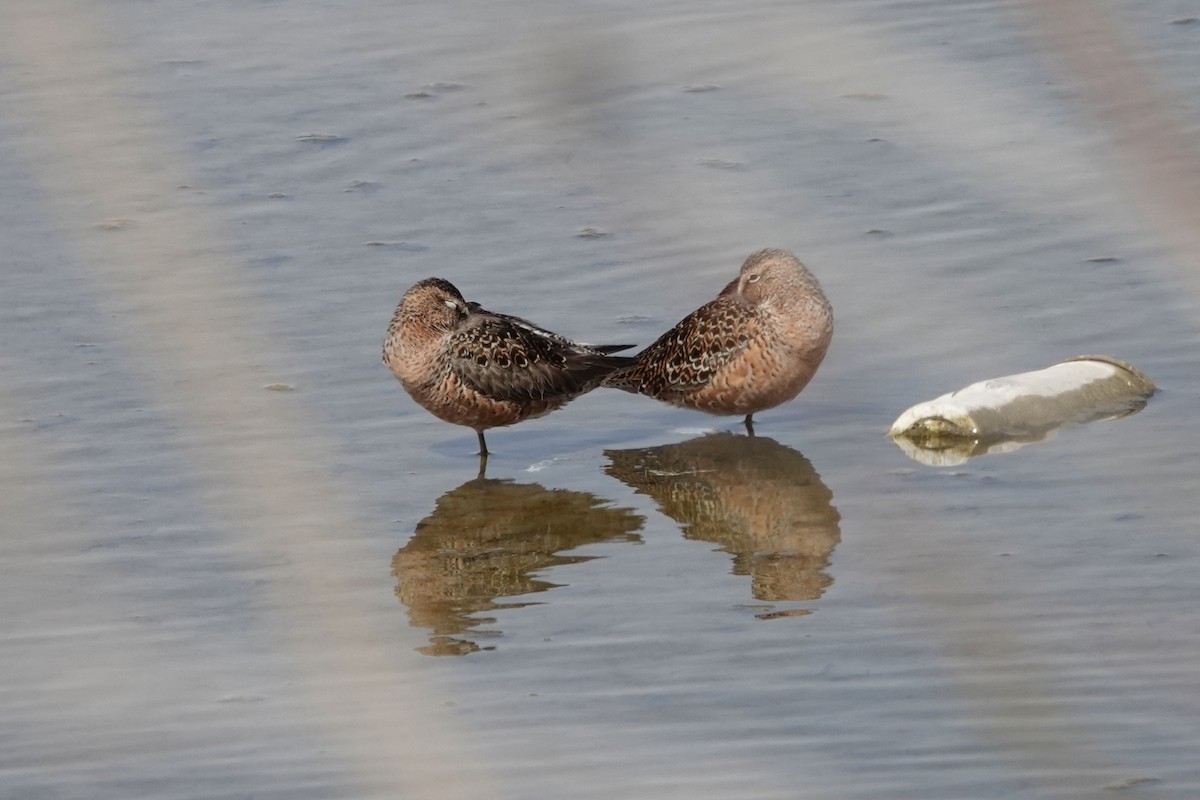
[382,248,833,460]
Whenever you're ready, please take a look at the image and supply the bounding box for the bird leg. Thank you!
[474,431,490,478]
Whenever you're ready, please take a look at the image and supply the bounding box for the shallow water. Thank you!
[3,1,1200,798]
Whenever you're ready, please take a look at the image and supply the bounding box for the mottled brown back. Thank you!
[605,249,833,417]
[383,276,635,434]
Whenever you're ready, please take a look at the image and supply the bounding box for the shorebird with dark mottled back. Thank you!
[383,277,635,461]
[604,249,832,433]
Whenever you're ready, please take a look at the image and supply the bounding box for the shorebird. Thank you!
[604,249,832,433]
[383,277,634,460]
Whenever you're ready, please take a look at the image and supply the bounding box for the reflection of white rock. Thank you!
[888,430,1043,467]
[889,355,1155,465]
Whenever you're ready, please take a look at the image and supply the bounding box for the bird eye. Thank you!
[747,273,761,283]
[443,299,459,310]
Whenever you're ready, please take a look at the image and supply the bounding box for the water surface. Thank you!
[3,1,1199,798]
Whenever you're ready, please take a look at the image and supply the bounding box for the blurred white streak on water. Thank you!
[1022,0,1200,265]
[2,3,496,797]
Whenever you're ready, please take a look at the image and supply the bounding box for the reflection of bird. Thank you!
[605,433,839,604]
[383,278,635,459]
[604,249,832,433]
[392,477,643,656]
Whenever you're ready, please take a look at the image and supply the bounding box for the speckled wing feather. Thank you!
[608,295,762,396]
[450,314,632,403]
[476,307,635,355]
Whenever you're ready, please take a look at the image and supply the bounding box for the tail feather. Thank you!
[601,358,643,392]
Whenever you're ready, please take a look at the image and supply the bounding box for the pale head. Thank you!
[398,277,469,334]
[730,248,825,310]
